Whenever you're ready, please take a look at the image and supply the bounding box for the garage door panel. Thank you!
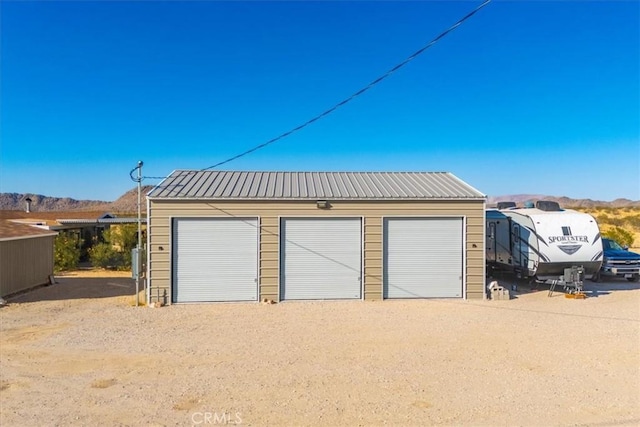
[384,217,463,299]
[173,218,258,303]
[281,218,362,300]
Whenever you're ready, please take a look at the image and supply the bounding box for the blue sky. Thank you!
[1,0,638,202]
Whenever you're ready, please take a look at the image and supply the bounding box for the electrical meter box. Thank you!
[131,247,144,279]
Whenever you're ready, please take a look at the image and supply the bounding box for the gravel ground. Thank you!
[1,273,639,426]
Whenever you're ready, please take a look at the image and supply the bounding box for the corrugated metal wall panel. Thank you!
[0,236,54,297]
[384,218,463,298]
[281,218,361,300]
[172,218,258,302]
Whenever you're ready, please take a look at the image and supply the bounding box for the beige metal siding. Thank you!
[465,215,485,299]
[148,200,485,304]
[260,216,279,301]
[363,216,383,300]
[0,236,55,297]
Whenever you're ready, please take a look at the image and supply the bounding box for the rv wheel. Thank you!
[591,271,601,283]
[627,274,639,283]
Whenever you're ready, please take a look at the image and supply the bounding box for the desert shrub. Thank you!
[608,217,624,227]
[85,224,140,270]
[623,214,640,229]
[122,224,139,250]
[602,227,634,248]
[595,213,610,224]
[118,225,138,269]
[54,233,80,272]
[119,249,132,270]
[99,225,137,269]
[89,242,124,269]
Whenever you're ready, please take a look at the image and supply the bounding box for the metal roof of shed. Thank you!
[56,218,146,225]
[148,171,485,200]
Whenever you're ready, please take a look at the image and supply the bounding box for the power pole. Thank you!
[136,161,143,306]
[130,161,144,307]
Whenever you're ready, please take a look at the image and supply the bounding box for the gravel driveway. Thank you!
[1,274,639,426]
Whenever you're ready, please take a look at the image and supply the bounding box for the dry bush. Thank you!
[575,207,640,249]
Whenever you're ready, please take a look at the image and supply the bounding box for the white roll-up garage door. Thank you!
[384,217,463,298]
[280,218,362,300]
[172,218,258,303]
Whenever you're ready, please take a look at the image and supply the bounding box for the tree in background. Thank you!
[602,227,634,248]
[89,224,137,269]
[54,232,80,272]
[115,224,138,258]
[89,241,123,269]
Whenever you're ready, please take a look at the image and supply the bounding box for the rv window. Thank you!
[562,226,572,236]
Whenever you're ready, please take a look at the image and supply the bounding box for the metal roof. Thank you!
[148,171,486,200]
[56,218,146,225]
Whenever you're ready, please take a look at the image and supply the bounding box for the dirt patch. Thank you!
[90,378,117,389]
[1,276,639,426]
[172,396,204,411]
[2,323,70,344]
[56,268,133,278]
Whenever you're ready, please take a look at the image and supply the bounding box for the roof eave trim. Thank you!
[147,196,487,201]
[0,232,58,242]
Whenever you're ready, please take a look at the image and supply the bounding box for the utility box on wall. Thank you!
[131,247,144,279]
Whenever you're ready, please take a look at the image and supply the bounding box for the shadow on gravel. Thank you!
[5,276,136,303]
[488,273,640,299]
[584,280,640,298]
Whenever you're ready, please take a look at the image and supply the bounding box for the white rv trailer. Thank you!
[486,201,603,288]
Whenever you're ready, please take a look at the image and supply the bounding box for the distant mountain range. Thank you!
[0,189,638,212]
[486,195,640,208]
[0,186,154,213]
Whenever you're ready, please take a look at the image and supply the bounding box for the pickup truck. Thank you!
[593,238,640,282]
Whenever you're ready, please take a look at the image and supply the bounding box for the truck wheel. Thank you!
[591,271,601,282]
[627,274,640,283]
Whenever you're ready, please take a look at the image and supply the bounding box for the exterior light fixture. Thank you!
[316,200,330,209]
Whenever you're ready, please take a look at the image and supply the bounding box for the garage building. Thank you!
[146,171,486,304]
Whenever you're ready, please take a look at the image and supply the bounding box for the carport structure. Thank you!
[146,171,486,304]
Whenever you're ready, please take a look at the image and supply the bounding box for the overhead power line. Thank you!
[143,0,491,180]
